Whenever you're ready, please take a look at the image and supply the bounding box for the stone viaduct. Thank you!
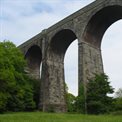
[19,0,122,112]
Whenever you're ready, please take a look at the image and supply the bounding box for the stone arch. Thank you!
[83,5,122,48]
[42,29,78,112]
[49,29,77,60]
[50,29,78,92]
[25,45,42,79]
[48,29,78,86]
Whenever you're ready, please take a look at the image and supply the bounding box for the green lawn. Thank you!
[0,112,122,122]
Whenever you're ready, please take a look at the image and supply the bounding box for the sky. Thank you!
[0,0,122,96]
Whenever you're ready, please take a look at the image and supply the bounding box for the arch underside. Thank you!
[83,5,122,48]
[50,29,77,60]
[49,29,78,87]
[25,45,42,79]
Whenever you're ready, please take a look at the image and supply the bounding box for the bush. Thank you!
[0,92,9,113]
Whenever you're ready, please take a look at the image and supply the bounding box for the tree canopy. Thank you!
[86,73,114,114]
[0,41,38,113]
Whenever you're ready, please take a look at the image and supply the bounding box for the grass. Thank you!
[0,112,122,122]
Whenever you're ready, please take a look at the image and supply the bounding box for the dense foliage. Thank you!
[86,73,114,114]
[66,74,121,115]
[65,83,76,112]
[113,88,122,112]
[66,82,87,113]
[0,41,39,113]
[66,93,76,112]
[75,83,86,113]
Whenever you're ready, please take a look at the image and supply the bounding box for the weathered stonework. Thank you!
[19,0,122,112]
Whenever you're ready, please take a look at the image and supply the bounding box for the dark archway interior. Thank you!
[25,45,42,79]
[50,29,77,56]
[83,5,122,48]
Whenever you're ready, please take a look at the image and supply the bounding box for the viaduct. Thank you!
[19,0,122,112]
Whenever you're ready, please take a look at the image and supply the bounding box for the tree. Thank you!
[65,82,86,113]
[86,73,114,114]
[75,83,86,113]
[0,41,36,112]
[115,88,122,98]
[66,93,76,112]
[65,83,76,112]
[113,88,122,111]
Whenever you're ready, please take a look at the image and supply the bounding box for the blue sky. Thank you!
[0,0,122,96]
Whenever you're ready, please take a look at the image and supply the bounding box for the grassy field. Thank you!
[0,112,122,122]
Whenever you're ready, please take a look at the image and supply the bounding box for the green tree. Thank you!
[0,41,36,112]
[115,88,122,98]
[75,83,86,113]
[86,73,114,114]
[65,83,76,112]
[113,88,122,111]
[66,93,76,112]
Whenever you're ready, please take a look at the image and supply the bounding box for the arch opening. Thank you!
[83,5,122,96]
[83,5,122,48]
[50,29,78,96]
[64,40,78,96]
[25,45,42,79]
[50,29,77,56]
[102,20,122,95]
